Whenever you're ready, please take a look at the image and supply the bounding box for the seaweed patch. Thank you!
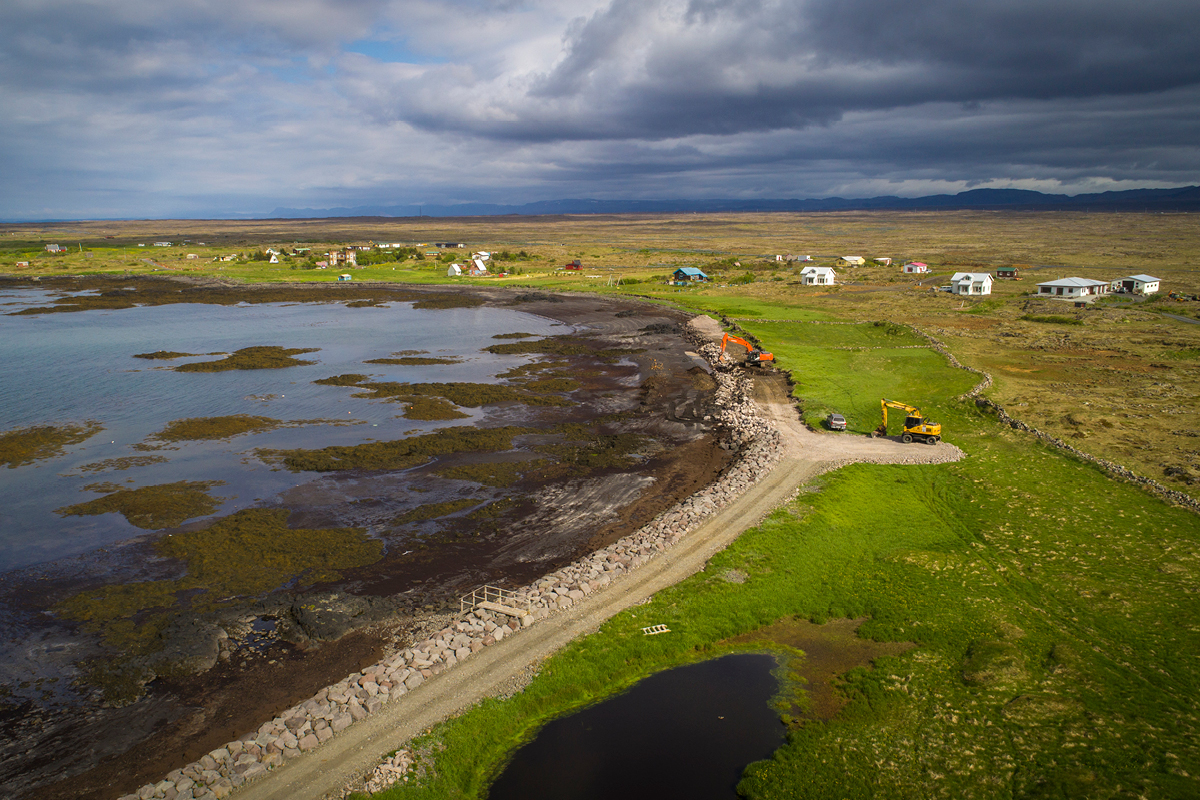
[399,397,471,421]
[0,421,104,468]
[56,480,226,529]
[492,332,536,339]
[364,357,463,366]
[55,508,382,696]
[174,346,318,372]
[392,498,481,525]
[263,425,535,472]
[147,414,361,443]
[434,460,541,488]
[132,350,204,360]
[65,455,169,475]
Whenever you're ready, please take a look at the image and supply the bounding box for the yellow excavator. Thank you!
[874,399,941,444]
[720,333,774,366]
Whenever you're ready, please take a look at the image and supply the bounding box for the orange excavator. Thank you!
[720,333,774,366]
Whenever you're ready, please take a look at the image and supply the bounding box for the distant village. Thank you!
[30,239,1169,301]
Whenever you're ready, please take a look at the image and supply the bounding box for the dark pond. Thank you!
[487,653,786,800]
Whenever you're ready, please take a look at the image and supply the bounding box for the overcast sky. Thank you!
[3,0,1199,220]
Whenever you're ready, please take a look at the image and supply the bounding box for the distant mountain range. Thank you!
[269,186,1200,219]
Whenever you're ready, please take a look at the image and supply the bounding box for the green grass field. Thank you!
[365,315,1200,800]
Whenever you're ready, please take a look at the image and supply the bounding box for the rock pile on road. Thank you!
[361,750,414,794]
[117,322,785,800]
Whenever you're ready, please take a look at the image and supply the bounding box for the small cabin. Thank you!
[447,264,462,277]
[839,256,866,267]
[996,265,1019,279]
[902,262,929,274]
[673,267,709,285]
[874,257,892,266]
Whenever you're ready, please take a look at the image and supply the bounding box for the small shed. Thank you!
[902,262,929,274]
[338,274,352,281]
[996,266,1019,279]
[1036,277,1109,299]
[799,266,837,285]
[673,267,709,284]
[950,272,993,296]
[839,256,866,267]
[447,264,462,277]
[874,258,892,266]
[1110,274,1161,295]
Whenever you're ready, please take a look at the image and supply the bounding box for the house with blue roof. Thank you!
[672,267,708,285]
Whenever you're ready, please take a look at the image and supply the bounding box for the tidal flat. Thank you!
[0,279,729,800]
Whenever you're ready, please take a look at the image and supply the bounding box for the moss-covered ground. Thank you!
[0,421,103,468]
[366,313,1200,800]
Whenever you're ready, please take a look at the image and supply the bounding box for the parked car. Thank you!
[825,413,847,431]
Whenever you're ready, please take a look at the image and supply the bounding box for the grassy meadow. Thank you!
[4,211,1200,797]
[364,318,1200,800]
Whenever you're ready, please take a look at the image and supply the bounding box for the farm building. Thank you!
[996,266,1019,279]
[447,264,462,277]
[950,272,993,296]
[839,256,866,267]
[1036,277,1110,299]
[902,262,929,274]
[673,267,708,284]
[1110,274,1161,295]
[44,244,65,253]
[799,266,837,285]
[874,258,892,266]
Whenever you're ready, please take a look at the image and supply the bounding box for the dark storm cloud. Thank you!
[374,0,1200,141]
[1,0,1198,219]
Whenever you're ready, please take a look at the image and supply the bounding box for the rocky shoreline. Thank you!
[115,318,786,800]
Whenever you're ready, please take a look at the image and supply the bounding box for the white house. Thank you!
[950,272,993,296]
[1036,277,1110,299]
[903,262,929,274]
[268,254,279,264]
[874,257,892,266]
[800,266,837,285]
[447,264,462,277]
[839,256,866,267]
[1111,274,1161,295]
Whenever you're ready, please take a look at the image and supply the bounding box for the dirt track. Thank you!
[237,324,965,800]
